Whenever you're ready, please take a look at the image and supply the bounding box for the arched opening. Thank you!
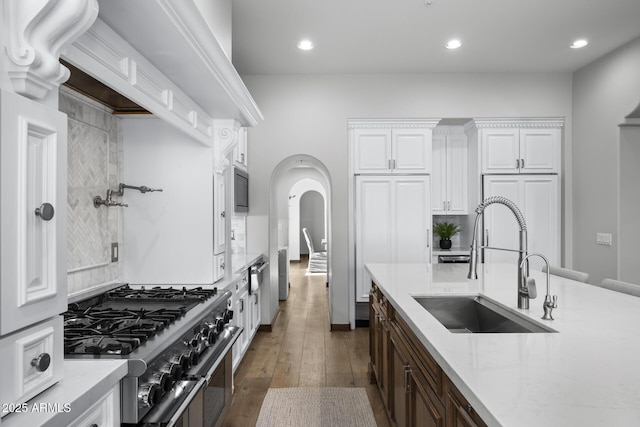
[268,155,333,326]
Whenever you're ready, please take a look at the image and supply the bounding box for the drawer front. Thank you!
[0,316,63,414]
[68,386,120,427]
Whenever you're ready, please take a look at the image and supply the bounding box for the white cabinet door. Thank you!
[519,128,560,173]
[482,127,561,174]
[482,175,559,270]
[353,129,392,173]
[355,177,393,302]
[251,288,260,337]
[353,128,431,174]
[481,129,520,174]
[233,127,248,169]
[432,132,467,214]
[431,134,447,215]
[392,129,431,174]
[355,176,431,302]
[0,90,67,335]
[213,172,226,255]
[446,133,468,214]
[394,176,431,264]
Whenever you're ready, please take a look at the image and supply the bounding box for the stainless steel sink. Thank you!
[413,295,556,333]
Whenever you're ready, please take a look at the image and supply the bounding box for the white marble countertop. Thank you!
[1,360,128,427]
[365,262,640,427]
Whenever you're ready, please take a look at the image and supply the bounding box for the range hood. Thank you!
[61,59,149,115]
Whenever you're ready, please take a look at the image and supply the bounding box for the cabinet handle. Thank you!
[240,298,244,312]
[31,353,51,372]
[221,211,226,218]
[443,201,446,210]
[403,365,412,393]
[426,229,430,248]
[485,229,489,246]
[466,404,473,413]
[520,158,525,169]
[392,159,396,169]
[35,203,55,221]
[515,159,519,169]
[388,159,392,170]
[241,153,245,163]
[447,201,451,210]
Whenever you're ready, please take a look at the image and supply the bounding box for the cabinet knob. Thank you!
[31,353,51,372]
[35,203,54,221]
[221,211,226,218]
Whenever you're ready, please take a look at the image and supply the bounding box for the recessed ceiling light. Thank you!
[297,40,314,50]
[570,39,588,49]
[445,39,462,50]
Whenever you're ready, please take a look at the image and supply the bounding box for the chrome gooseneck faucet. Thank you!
[468,196,533,309]
[519,253,558,320]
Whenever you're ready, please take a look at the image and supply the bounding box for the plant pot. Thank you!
[439,239,452,249]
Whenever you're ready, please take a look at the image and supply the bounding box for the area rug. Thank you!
[255,387,377,427]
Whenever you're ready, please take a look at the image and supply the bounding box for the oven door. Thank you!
[138,378,206,427]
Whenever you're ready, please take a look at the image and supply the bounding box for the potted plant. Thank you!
[433,222,461,249]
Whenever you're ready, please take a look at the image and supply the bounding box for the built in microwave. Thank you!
[234,167,249,214]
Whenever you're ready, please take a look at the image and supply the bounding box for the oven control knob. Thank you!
[150,372,171,392]
[182,350,195,367]
[224,309,233,322]
[214,318,225,332]
[160,362,182,381]
[190,333,202,348]
[207,330,217,344]
[170,354,189,372]
[138,383,161,407]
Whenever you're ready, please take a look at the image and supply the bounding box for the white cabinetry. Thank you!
[482,175,560,270]
[67,385,119,427]
[213,172,226,256]
[353,127,432,174]
[233,127,248,170]
[232,272,250,372]
[250,288,261,338]
[355,176,432,303]
[432,128,468,215]
[479,123,561,174]
[0,90,67,335]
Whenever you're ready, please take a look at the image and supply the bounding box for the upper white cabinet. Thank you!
[0,90,67,336]
[354,175,432,303]
[351,120,438,174]
[478,120,562,174]
[432,128,468,215]
[233,127,248,170]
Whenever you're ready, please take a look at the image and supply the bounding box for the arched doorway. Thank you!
[268,155,333,325]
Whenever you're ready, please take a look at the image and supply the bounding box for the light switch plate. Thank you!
[111,242,119,262]
[596,233,612,246]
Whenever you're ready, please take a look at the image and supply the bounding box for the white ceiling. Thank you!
[231,0,640,75]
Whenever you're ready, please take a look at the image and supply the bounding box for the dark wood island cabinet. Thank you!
[370,283,487,427]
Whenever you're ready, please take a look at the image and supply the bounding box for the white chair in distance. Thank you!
[302,227,327,274]
[599,278,640,297]
[541,265,590,283]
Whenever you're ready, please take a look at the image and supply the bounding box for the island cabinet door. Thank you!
[409,368,444,427]
[443,377,487,427]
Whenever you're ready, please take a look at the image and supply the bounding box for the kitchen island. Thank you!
[366,262,640,427]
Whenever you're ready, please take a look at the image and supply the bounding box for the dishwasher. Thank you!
[249,258,269,294]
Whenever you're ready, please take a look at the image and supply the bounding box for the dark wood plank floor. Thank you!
[221,257,390,427]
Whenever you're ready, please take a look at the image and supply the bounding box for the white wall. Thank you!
[243,72,572,325]
[122,117,215,283]
[572,36,640,285]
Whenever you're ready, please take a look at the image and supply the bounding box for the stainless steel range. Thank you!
[64,284,241,426]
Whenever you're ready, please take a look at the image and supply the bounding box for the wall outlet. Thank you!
[596,233,613,246]
[111,242,119,262]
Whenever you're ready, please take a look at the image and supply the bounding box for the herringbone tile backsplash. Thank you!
[60,87,123,295]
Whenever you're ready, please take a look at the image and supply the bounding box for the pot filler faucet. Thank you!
[94,183,163,208]
[467,196,535,309]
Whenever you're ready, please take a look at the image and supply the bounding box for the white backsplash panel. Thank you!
[60,87,123,294]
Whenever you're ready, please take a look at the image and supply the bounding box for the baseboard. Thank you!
[330,323,350,331]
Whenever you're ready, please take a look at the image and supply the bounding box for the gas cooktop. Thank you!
[63,284,219,355]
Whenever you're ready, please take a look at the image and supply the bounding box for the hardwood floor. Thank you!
[222,258,390,427]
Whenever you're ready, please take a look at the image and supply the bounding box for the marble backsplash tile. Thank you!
[60,87,123,295]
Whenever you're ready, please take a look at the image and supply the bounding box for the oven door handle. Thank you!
[165,378,206,427]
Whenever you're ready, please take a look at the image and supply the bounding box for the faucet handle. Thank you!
[525,277,537,299]
[548,295,558,308]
